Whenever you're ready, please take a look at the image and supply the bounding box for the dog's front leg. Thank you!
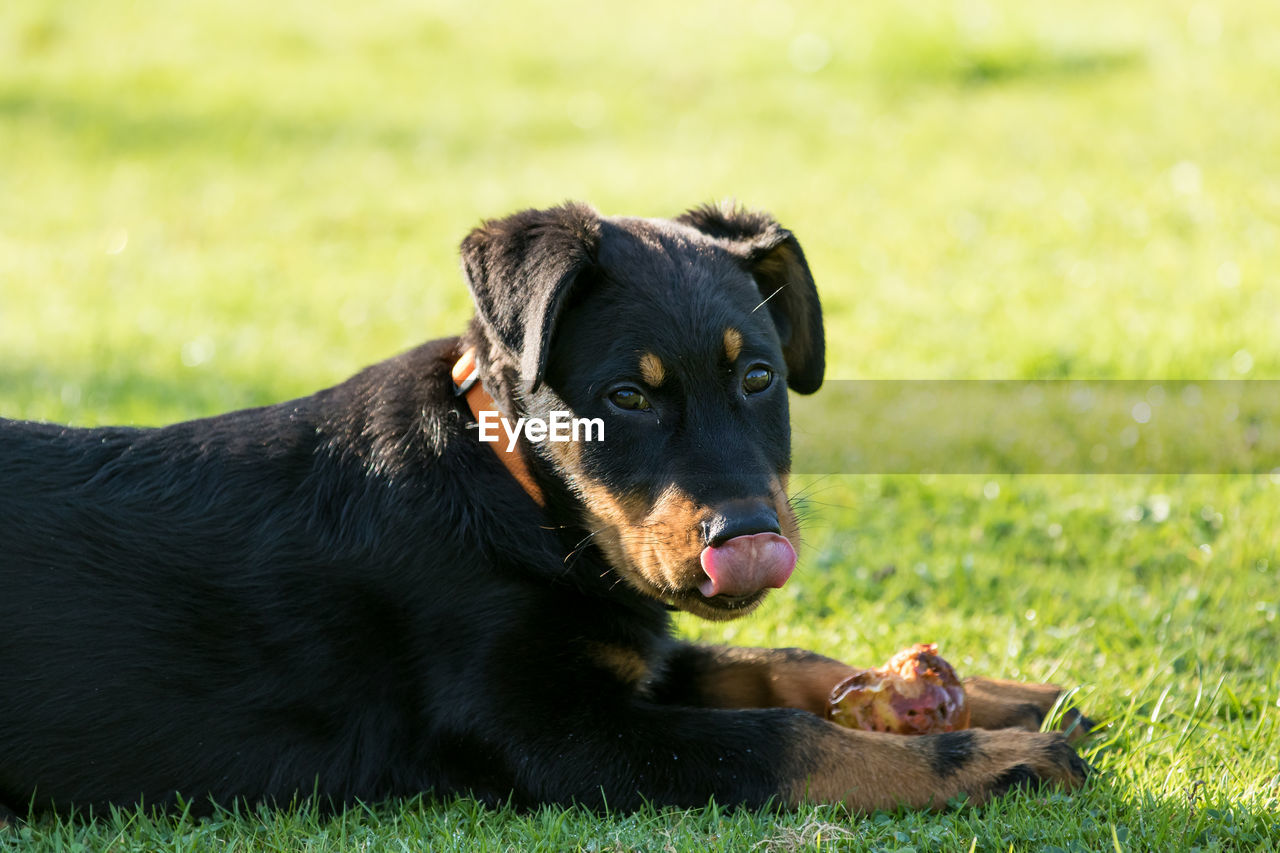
[651,644,858,716]
[492,701,1087,812]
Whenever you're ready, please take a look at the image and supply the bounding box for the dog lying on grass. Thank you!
[0,202,1088,818]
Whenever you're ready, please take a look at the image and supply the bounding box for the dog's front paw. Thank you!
[937,728,1089,805]
[797,722,1089,812]
[963,677,1098,744]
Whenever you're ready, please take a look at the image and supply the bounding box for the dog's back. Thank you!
[0,339,572,810]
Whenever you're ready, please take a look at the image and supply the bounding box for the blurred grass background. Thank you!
[2,0,1279,849]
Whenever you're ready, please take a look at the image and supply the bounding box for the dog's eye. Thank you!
[609,387,651,411]
[743,366,774,395]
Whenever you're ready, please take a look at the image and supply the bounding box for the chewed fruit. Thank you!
[827,643,970,735]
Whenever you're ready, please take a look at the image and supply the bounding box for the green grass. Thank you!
[3,0,1279,849]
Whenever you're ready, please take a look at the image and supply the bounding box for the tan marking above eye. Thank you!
[639,352,666,386]
[723,328,743,363]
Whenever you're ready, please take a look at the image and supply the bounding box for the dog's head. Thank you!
[461,202,823,620]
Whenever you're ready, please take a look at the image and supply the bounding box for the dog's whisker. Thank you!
[751,284,788,313]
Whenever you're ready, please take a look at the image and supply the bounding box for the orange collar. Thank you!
[451,348,546,506]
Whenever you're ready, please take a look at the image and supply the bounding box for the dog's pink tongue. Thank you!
[699,533,796,598]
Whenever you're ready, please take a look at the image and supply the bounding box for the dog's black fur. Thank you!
[0,203,1086,817]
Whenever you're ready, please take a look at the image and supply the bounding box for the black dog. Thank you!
[0,203,1086,817]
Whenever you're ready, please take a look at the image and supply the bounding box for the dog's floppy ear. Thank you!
[460,203,601,388]
[677,202,825,394]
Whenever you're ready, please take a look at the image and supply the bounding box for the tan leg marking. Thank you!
[587,642,652,687]
[690,647,857,715]
[788,724,1088,811]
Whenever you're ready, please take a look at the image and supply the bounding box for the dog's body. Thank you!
[0,203,1086,817]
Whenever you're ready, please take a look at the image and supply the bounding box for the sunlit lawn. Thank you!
[2,0,1278,849]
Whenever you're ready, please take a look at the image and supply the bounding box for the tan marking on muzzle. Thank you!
[575,479,704,599]
[773,474,800,561]
[575,475,799,622]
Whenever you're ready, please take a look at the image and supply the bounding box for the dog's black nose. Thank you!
[702,500,781,547]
